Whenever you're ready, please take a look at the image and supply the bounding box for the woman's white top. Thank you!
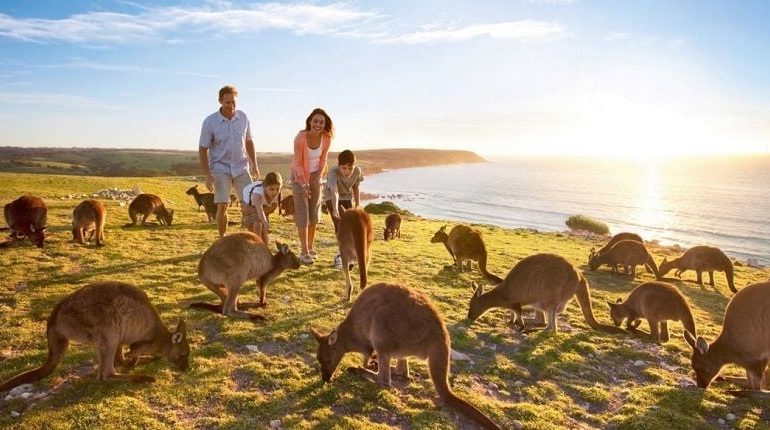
[308,144,322,173]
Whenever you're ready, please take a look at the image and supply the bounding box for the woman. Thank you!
[291,108,333,264]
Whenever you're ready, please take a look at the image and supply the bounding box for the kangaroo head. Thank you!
[467,281,487,322]
[29,224,46,248]
[588,253,601,271]
[276,242,301,269]
[166,320,190,371]
[185,186,197,196]
[683,330,719,388]
[164,209,175,225]
[310,326,345,383]
[588,247,596,263]
[383,227,391,241]
[606,298,625,326]
[430,225,448,243]
[658,257,672,276]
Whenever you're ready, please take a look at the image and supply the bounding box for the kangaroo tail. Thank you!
[682,308,697,339]
[355,222,368,292]
[724,260,737,293]
[575,276,600,329]
[646,254,661,279]
[189,302,224,313]
[429,344,501,430]
[478,246,504,284]
[0,312,68,392]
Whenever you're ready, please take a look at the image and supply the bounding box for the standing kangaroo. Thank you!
[311,282,501,430]
[589,239,660,279]
[607,281,696,343]
[431,225,503,284]
[3,194,48,248]
[383,213,402,241]
[337,208,374,301]
[126,193,174,226]
[468,253,622,333]
[191,233,300,320]
[0,281,189,392]
[186,185,216,221]
[684,281,770,390]
[588,232,643,274]
[659,245,736,293]
[72,199,107,246]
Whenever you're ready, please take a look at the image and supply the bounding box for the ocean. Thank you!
[362,156,770,265]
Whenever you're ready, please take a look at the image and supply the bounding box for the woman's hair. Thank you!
[263,171,283,187]
[304,108,334,138]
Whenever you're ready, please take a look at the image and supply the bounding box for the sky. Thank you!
[1,0,769,157]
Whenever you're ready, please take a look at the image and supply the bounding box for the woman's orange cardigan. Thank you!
[291,130,332,186]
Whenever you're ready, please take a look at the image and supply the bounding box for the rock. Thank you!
[512,419,524,430]
[298,334,310,341]
[450,349,472,362]
[270,419,282,429]
[659,362,679,371]
[10,411,20,418]
[726,413,736,421]
[718,418,725,425]
[486,344,497,351]
[245,345,260,353]
[633,360,646,367]
[20,392,32,399]
[513,380,524,388]
[747,258,762,268]
[282,295,290,304]
[8,384,34,397]
[16,282,26,291]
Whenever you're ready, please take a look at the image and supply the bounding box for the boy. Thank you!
[323,150,364,268]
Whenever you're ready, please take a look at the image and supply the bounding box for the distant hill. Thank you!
[0,147,485,177]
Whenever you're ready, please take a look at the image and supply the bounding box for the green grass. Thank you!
[1,172,770,429]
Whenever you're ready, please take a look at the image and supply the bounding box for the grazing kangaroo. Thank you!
[191,233,300,320]
[589,239,660,279]
[659,245,736,293]
[607,281,696,343]
[0,281,189,392]
[126,194,174,226]
[383,213,402,241]
[72,199,107,246]
[3,194,48,248]
[311,282,501,430]
[588,232,643,274]
[279,194,295,217]
[467,253,623,333]
[337,208,374,301]
[186,185,216,221]
[431,225,503,284]
[684,281,770,390]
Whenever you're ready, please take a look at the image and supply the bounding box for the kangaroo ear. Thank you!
[281,245,289,255]
[684,330,697,349]
[661,257,668,264]
[696,336,709,355]
[440,225,447,232]
[616,298,622,304]
[328,329,338,345]
[172,320,187,344]
[471,281,484,297]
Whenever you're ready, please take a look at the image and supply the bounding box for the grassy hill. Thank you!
[0,147,485,178]
[1,172,769,429]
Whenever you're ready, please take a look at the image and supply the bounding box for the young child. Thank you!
[242,172,283,244]
[322,150,364,268]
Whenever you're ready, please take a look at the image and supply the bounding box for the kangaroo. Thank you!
[3,194,48,248]
[186,185,216,221]
[279,194,295,217]
[588,232,643,274]
[607,281,696,343]
[659,245,736,293]
[684,281,770,390]
[337,208,374,301]
[72,199,107,246]
[126,193,174,226]
[589,239,660,279]
[311,282,501,430]
[467,253,624,333]
[0,281,189,392]
[431,225,503,284]
[384,213,402,241]
[191,233,301,320]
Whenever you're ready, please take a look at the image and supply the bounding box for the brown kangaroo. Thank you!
[0,281,189,392]
[588,232,643,274]
[337,208,374,301]
[3,194,47,248]
[279,194,295,217]
[384,213,402,241]
[467,253,623,333]
[589,239,660,279]
[684,281,770,390]
[607,281,696,343]
[72,199,107,246]
[659,245,736,293]
[191,233,301,320]
[186,185,216,221]
[126,193,174,226]
[311,282,501,430]
[431,225,503,283]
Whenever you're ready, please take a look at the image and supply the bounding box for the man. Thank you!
[198,85,260,237]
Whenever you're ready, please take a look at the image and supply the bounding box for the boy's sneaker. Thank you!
[334,254,343,269]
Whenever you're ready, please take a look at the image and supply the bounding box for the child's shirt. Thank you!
[242,181,280,208]
[322,166,364,201]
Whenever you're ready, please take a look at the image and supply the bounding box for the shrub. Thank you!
[363,201,413,216]
[565,215,609,235]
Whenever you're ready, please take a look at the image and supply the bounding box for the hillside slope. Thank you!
[1,173,769,429]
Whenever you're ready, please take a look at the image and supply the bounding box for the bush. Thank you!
[565,215,609,235]
[363,201,413,216]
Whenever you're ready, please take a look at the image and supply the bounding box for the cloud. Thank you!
[605,32,685,49]
[0,92,115,109]
[0,3,563,46]
[40,60,221,78]
[378,20,565,45]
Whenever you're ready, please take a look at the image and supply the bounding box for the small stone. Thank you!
[718,418,725,425]
[10,411,20,418]
[513,380,524,388]
[20,392,32,399]
[726,413,736,421]
[486,344,497,351]
[282,295,290,304]
[270,419,282,429]
[245,345,259,353]
[512,420,523,430]
[488,383,498,390]
[633,360,646,367]
[450,349,472,362]
[8,384,34,397]
[16,282,26,291]
[298,334,310,341]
